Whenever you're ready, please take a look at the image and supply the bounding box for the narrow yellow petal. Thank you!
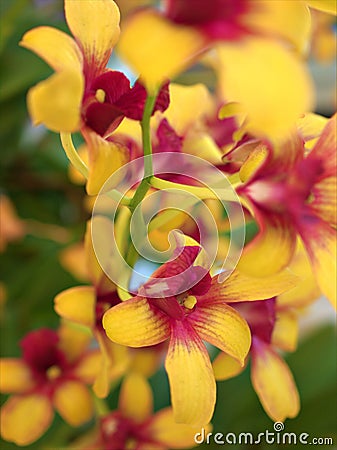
[212,352,245,381]
[27,69,83,132]
[117,10,206,93]
[214,38,314,140]
[65,0,120,73]
[103,297,170,347]
[239,143,268,183]
[251,340,300,422]
[165,322,215,426]
[272,310,298,352]
[119,374,153,423]
[53,380,93,426]
[190,303,251,365]
[0,395,53,445]
[20,26,82,72]
[277,239,320,309]
[299,218,337,309]
[149,407,212,448]
[54,286,96,328]
[57,321,92,363]
[206,269,298,303]
[73,350,102,384]
[93,332,129,398]
[0,359,34,393]
[237,212,297,277]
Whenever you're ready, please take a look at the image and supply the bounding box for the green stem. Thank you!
[129,93,157,212]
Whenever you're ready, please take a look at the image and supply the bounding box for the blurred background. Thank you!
[0,0,336,448]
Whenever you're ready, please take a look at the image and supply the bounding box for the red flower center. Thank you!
[20,328,67,383]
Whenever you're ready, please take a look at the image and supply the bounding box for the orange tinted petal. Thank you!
[0,359,34,393]
[149,407,212,448]
[103,297,170,347]
[205,269,298,303]
[53,380,93,426]
[54,286,96,328]
[165,321,215,426]
[237,211,297,277]
[299,216,336,309]
[251,340,300,422]
[190,303,250,365]
[0,394,53,445]
[119,373,153,423]
[212,352,245,381]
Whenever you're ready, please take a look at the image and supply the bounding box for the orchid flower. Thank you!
[0,324,99,445]
[103,236,298,425]
[237,114,336,308]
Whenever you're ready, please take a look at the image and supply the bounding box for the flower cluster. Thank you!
[1,0,336,448]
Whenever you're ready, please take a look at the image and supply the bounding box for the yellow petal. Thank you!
[251,340,300,422]
[73,350,102,384]
[117,10,206,93]
[27,69,83,132]
[306,0,337,14]
[57,320,92,363]
[272,310,298,352]
[277,238,320,309]
[214,38,314,140]
[165,321,215,426]
[237,212,297,277]
[243,1,311,54]
[54,286,96,328]
[213,352,245,381]
[129,347,162,377]
[190,303,250,365]
[149,407,212,448]
[83,131,129,196]
[163,83,213,136]
[312,177,337,226]
[93,332,129,398]
[59,242,89,282]
[84,219,116,293]
[299,218,337,309]
[296,112,328,150]
[239,143,269,183]
[65,0,120,74]
[103,297,170,347]
[206,269,298,303]
[0,394,53,445]
[20,26,82,71]
[53,380,93,426]
[119,373,153,423]
[0,359,34,393]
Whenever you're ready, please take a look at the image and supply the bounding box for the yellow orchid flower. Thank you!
[103,237,298,425]
[0,323,98,445]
